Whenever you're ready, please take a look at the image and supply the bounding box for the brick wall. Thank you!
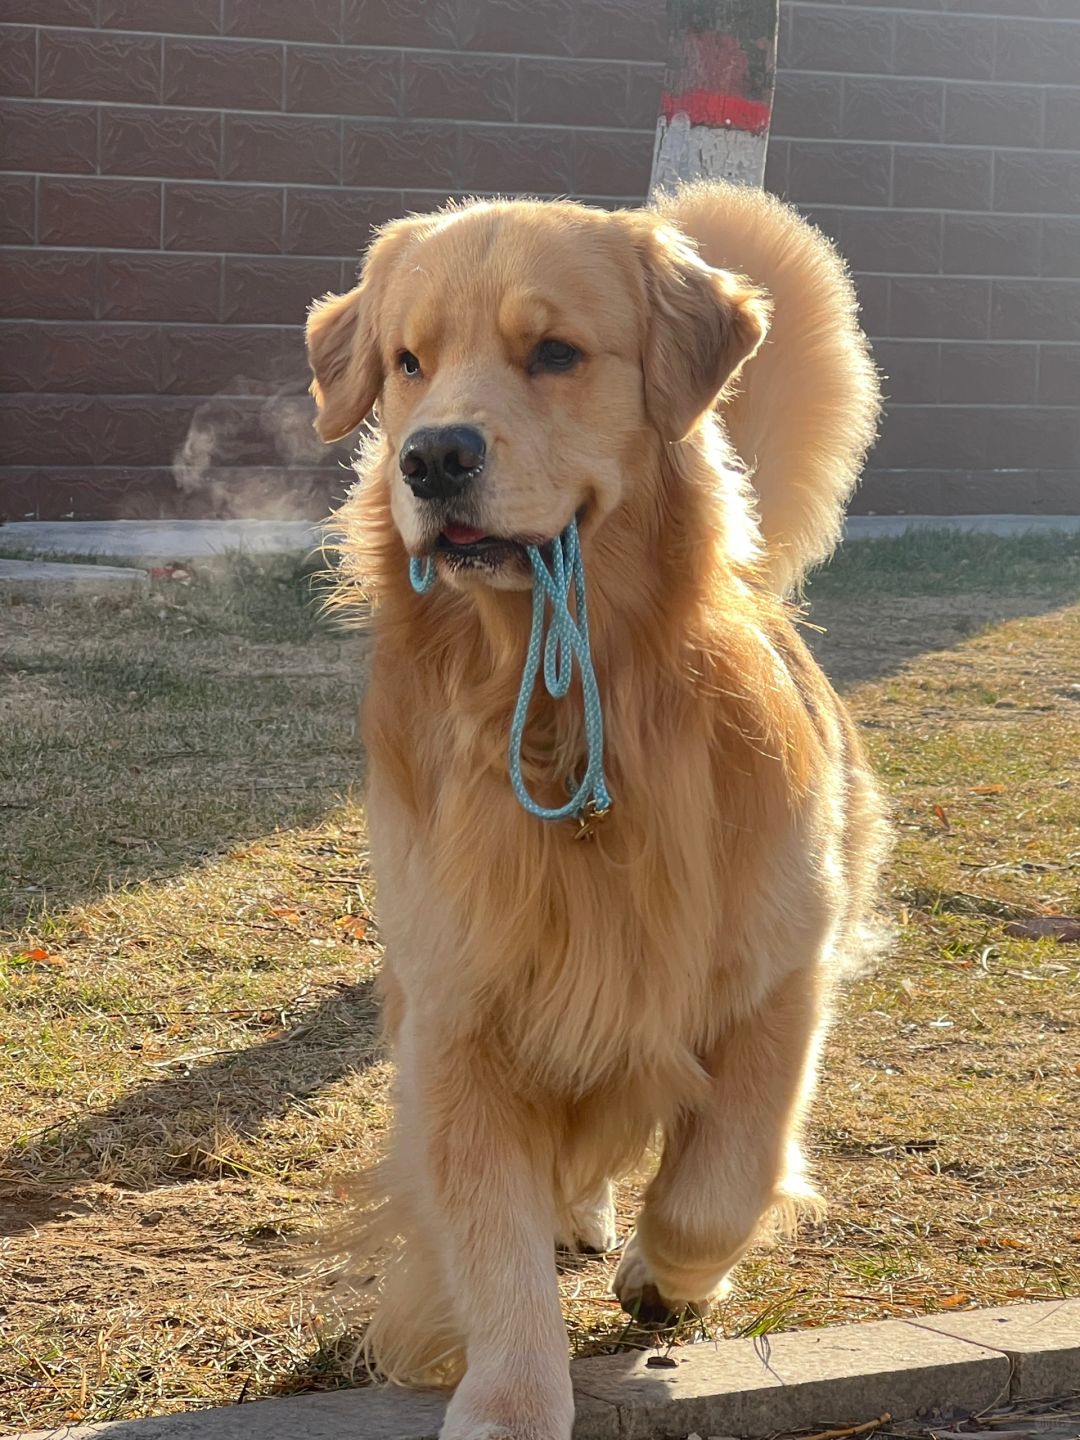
[0,0,1077,520]
[770,0,1080,516]
[0,0,663,520]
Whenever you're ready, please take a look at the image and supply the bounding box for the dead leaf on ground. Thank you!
[972,783,1006,795]
[932,804,950,830]
[14,947,64,966]
[333,915,367,940]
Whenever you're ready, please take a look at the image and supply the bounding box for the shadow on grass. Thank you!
[805,588,1078,689]
[0,551,368,927]
[0,976,379,1239]
[4,533,1079,923]
[804,529,1080,687]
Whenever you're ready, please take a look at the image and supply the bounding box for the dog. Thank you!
[306,181,887,1440]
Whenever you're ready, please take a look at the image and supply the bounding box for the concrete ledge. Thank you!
[0,558,148,587]
[4,515,1080,568]
[0,520,320,562]
[909,1299,1080,1402]
[13,1303,1078,1440]
[572,1317,1009,1438]
[5,1386,449,1440]
[844,514,1080,539]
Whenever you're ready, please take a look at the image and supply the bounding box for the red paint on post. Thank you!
[660,88,772,134]
[665,25,774,132]
[650,0,779,193]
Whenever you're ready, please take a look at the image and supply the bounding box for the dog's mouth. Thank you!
[433,522,531,573]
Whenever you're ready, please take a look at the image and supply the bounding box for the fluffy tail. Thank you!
[657,182,881,594]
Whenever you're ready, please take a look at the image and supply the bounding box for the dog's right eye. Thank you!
[530,339,581,374]
[399,351,422,378]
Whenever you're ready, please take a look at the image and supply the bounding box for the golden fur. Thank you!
[306,182,887,1440]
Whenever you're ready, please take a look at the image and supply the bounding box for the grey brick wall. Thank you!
[769,0,1080,516]
[0,0,1077,519]
[0,0,663,519]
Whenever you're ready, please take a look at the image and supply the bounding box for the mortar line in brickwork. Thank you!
[12,179,1080,226]
[773,135,1080,156]
[779,67,1080,90]
[5,97,661,137]
[784,0,1078,22]
[11,96,1080,151]
[5,25,664,69]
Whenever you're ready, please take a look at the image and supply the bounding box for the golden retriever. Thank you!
[306,181,887,1440]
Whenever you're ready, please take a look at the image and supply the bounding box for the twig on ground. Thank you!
[800,1413,892,1440]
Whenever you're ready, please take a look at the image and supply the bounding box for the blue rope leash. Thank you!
[408,517,612,829]
[409,553,437,594]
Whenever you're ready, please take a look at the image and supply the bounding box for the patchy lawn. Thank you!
[1,535,1078,1431]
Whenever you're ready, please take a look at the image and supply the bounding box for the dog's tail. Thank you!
[658,182,881,594]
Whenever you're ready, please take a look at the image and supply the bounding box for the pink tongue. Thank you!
[443,523,488,545]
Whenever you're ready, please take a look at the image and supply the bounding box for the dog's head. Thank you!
[306,200,769,591]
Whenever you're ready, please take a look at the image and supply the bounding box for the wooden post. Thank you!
[649,0,779,196]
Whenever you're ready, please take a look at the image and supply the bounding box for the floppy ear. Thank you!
[305,216,420,443]
[306,286,377,442]
[629,218,771,442]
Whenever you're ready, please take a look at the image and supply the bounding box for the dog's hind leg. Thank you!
[614,963,825,1323]
[555,1088,655,1259]
[558,1179,618,1256]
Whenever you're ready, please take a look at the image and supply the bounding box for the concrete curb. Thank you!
[7,1300,1077,1440]
[2,515,1080,568]
[843,514,1080,538]
[0,520,320,562]
[0,558,149,587]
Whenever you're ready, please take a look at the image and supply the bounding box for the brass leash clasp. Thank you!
[573,800,611,842]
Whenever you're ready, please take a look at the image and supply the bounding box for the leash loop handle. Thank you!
[408,517,612,826]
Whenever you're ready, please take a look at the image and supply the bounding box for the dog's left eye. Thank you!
[530,339,581,374]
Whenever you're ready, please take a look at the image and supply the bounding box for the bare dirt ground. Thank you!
[1,538,1078,1431]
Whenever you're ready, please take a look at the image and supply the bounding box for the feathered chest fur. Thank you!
[361,587,832,1101]
[335,433,840,1101]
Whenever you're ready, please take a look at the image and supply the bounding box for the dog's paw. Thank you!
[612,1232,720,1327]
[559,1180,618,1256]
[440,1372,573,1440]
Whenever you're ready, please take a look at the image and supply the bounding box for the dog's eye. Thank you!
[398,350,422,378]
[530,339,581,374]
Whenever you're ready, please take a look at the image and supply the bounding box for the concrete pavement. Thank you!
[6,1300,1078,1440]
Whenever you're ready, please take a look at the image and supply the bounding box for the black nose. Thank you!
[399,426,486,501]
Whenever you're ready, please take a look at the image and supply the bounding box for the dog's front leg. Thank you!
[614,962,825,1323]
[409,1029,573,1440]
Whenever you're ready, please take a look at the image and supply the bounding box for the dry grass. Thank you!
[1,537,1079,1431]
